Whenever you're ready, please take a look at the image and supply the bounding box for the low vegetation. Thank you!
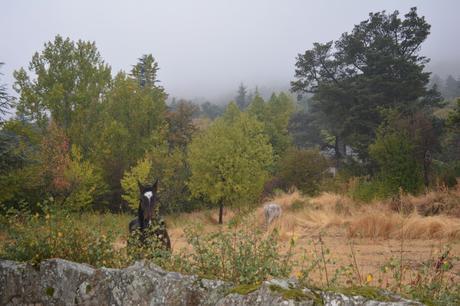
[1,187,460,304]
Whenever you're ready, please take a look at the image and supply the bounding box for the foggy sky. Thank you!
[1,0,460,103]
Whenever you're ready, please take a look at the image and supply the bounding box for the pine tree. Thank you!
[235,83,248,110]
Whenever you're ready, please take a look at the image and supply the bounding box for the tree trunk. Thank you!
[334,135,341,169]
[218,200,224,224]
[423,150,431,188]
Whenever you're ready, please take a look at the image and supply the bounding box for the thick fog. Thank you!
[1,0,459,103]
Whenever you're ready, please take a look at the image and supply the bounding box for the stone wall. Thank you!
[0,259,423,305]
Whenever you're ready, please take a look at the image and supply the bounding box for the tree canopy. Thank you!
[291,7,440,161]
[187,102,273,223]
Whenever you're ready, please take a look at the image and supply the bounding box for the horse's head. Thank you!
[138,179,158,227]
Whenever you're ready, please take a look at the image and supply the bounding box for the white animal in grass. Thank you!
[264,202,282,226]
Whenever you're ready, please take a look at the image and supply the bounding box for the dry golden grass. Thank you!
[252,188,460,241]
[157,188,460,284]
[60,187,450,286]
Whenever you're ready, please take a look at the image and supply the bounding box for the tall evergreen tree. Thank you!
[444,75,460,99]
[235,83,248,110]
[0,63,12,123]
[131,54,162,90]
[291,7,440,162]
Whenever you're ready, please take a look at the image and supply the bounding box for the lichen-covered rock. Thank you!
[218,283,316,306]
[75,261,232,306]
[321,291,423,306]
[0,259,424,305]
[0,259,95,306]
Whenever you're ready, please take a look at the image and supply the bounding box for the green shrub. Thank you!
[277,148,330,196]
[349,179,385,202]
[432,160,459,188]
[0,206,123,267]
[126,223,172,267]
[379,247,460,305]
[369,115,424,196]
[182,219,294,284]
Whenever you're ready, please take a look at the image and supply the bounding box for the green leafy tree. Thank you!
[93,119,131,198]
[442,99,460,175]
[200,101,225,119]
[93,72,167,204]
[63,145,107,211]
[265,93,295,156]
[146,145,192,213]
[288,109,325,149]
[369,113,424,195]
[166,100,199,150]
[121,157,153,210]
[188,102,273,224]
[247,92,294,157]
[121,145,191,213]
[13,35,111,150]
[0,119,44,207]
[247,94,266,118]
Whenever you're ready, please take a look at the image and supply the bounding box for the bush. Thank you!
[181,219,294,284]
[433,160,459,188]
[126,224,173,267]
[369,134,423,196]
[0,205,123,267]
[369,115,424,196]
[349,178,385,202]
[277,148,330,196]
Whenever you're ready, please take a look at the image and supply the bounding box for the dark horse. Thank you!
[128,180,171,250]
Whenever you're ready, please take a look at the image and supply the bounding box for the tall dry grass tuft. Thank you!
[266,189,305,210]
[402,216,460,239]
[346,213,401,239]
[160,188,460,249]
[347,213,460,240]
[262,189,460,241]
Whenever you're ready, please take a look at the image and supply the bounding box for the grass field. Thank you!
[162,188,460,286]
[73,185,460,288]
[1,186,459,302]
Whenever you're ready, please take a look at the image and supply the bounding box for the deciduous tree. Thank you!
[14,35,112,151]
[188,102,273,224]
